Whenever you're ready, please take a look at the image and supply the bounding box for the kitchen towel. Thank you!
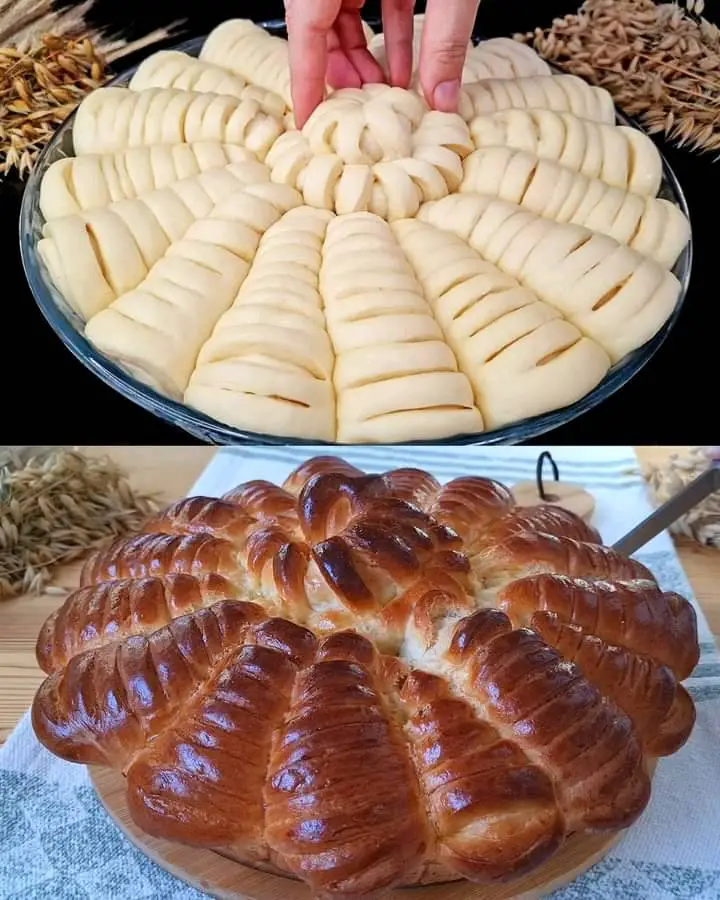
[1,445,718,900]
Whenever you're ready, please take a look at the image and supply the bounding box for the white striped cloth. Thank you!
[1,446,718,899]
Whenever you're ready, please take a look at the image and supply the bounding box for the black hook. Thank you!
[536,451,560,502]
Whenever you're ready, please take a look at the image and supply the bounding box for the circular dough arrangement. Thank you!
[32,456,700,898]
[35,17,691,443]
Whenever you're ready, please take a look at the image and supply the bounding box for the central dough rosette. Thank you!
[266,84,475,220]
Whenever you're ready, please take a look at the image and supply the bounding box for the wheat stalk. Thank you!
[516,0,720,156]
[0,0,185,178]
[0,447,161,600]
[642,447,720,548]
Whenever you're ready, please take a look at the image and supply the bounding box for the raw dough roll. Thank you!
[84,183,301,398]
[369,17,548,86]
[38,201,174,320]
[73,87,284,159]
[129,51,287,120]
[188,207,336,441]
[38,166,281,320]
[460,147,690,268]
[418,193,681,362]
[321,212,484,441]
[393,218,610,427]
[267,84,472,220]
[460,75,616,125]
[40,143,258,220]
[200,19,292,108]
[461,38,552,82]
[468,109,663,197]
[368,14,469,84]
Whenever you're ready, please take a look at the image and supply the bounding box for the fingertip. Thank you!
[418,0,479,109]
[430,78,460,112]
[292,86,323,128]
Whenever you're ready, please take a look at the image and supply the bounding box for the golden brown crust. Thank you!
[222,480,299,530]
[498,574,699,680]
[283,456,368,495]
[447,610,651,832]
[265,631,431,897]
[473,533,653,588]
[403,669,564,883]
[32,456,699,898]
[145,496,260,547]
[80,532,243,586]
[36,573,239,674]
[32,600,266,768]
[127,615,317,861]
[529,610,694,757]
[484,506,602,545]
[378,468,442,509]
[427,477,515,548]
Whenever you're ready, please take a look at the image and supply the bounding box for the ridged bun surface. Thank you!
[33,456,699,898]
[35,19,690,443]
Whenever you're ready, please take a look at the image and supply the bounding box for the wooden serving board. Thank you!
[91,767,622,900]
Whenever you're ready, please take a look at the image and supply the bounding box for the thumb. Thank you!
[418,0,480,112]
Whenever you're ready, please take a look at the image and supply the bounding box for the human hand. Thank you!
[284,0,387,127]
[285,0,481,127]
[416,0,481,114]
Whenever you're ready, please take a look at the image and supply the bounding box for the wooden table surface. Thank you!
[1,445,718,745]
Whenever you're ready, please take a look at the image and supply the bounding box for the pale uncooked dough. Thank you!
[38,19,690,442]
[321,212,484,442]
[460,75,616,124]
[130,51,286,119]
[84,182,301,397]
[369,16,549,88]
[200,19,292,107]
[39,164,278,319]
[266,84,472,219]
[460,147,690,267]
[73,87,284,159]
[418,193,681,362]
[186,207,336,441]
[392,218,611,427]
[40,143,258,220]
[469,108,663,197]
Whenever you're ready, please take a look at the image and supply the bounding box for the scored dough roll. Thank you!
[73,87,284,159]
[188,206,336,441]
[369,18,549,88]
[321,212,484,441]
[468,109,663,197]
[129,50,286,119]
[85,183,301,398]
[40,143,257,220]
[393,218,611,428]
[418,193,680,362]
[38,163,274,319]
[461,38,552,82]
[461,147,690,268]
[200,19,292,108]
[459,75,616,125]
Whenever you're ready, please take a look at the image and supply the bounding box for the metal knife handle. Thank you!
[612,462,720,557]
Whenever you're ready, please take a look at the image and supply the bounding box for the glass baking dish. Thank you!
[19,24,693,445]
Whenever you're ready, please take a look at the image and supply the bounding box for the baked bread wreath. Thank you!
[32,456,699,898]
[34,17,691,443]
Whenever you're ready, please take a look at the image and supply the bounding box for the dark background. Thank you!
[4,0,718,444]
